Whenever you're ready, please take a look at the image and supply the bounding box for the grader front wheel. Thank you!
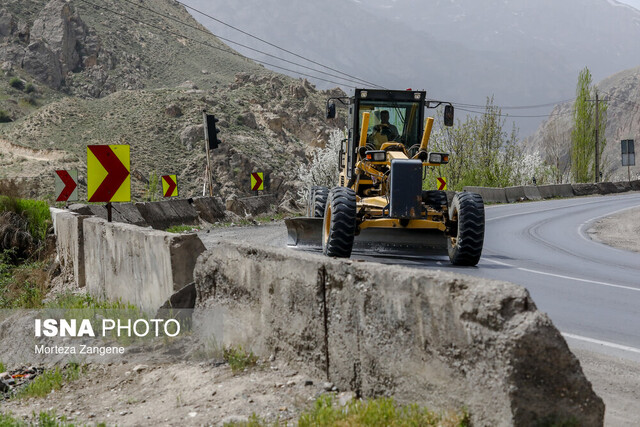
[322,187,357,257]
[447,192,485,266]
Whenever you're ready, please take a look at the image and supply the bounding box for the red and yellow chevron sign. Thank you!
[251,172,264,191]
[87,145,130,202]
[437,177,447,191]
[162,175,178,198]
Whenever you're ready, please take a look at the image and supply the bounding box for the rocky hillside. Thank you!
[0,0,342,204]
[527,66,640,181]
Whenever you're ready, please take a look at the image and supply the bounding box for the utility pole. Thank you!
[595,91,599,183]
[588,93,607,183]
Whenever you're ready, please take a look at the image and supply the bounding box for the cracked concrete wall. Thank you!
[195,241,604,426]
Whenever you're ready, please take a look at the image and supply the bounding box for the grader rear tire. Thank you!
[308,186,329,218]
[322,187,357,257]
[448,192,485,266]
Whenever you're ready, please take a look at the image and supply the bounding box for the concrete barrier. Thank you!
[537,184,575,199]
[462,186,508,204]
[596,182,619,194]
[571,183,598,196]
[609,181,632,193]
[522,185,542,201]
[134,201,179,230]
[194,242,603,426]
[84,217,205,311]
[50,209,87,288]
[191,197,226,223]
[112,203,147,226]
[504,186,526,203]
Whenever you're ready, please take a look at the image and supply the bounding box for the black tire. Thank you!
[447,192,484,266]
[322,187,357,257]
[307,186,329,217]
[422,190,448,211]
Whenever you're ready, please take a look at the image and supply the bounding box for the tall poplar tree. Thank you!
[571,67,607,183]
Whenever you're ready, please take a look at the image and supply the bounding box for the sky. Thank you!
[618,0,640,9]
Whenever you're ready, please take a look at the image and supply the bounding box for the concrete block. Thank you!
[522,185,542,201]
[554,183,576,198]
[83,218,205,311]
[612,181,632,193]
[194,243,327,375]
[596,182,618,194]
[538,184,574,199]
[571,183,598,196]
[463,186,507,204]
[68,203,108,219]
[135,201,180,230]
[191,197,226,223]
[165,199,199,225]
[194,242,604,426]
[50,209,88,288]
[111,203,147,226]
[504,186,526,203]
[237,195,277,216]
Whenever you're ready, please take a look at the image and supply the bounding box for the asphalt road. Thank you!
[349,193,640,361]
[200,193,640,361]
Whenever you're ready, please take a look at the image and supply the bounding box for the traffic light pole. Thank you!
[202,110,214,197]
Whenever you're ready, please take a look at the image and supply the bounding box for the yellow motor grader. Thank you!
[286,89,484,266]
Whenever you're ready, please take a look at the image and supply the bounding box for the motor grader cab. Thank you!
[286,89,485,266]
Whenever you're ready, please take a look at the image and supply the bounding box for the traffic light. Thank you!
[204,112,221,150]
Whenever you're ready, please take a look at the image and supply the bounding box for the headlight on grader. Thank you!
[365,150,386,162]
[428,152,449,164]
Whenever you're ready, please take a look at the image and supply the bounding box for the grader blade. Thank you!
[285,217,323,249]
[286,217,448,256]
[354,228,447,256]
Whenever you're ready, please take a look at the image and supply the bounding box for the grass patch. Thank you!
[166,224,200,233]
[0,410,76,427]
[298,395,470,427]
[0,196,51,243]
[223,345,258,374]
[13,364,82,400]
[0,251,48,309]
[0,361,5,372]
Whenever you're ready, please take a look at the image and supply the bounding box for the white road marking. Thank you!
[562,333,640,355]
[483,258,640,292]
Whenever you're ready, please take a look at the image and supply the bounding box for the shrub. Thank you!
[9,77,24,90]
[296,129,343,205]
[24,82,35,93]
[223,345,258,373]
[0,110,11,123]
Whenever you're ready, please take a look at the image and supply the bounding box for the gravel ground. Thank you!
[587,206,640,253]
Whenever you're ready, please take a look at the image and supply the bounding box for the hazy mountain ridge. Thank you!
[183,0,640,135]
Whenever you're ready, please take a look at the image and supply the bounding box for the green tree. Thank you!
[426,97,522,191]
[571,67,607,183]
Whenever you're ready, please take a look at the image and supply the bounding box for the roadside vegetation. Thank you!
[0,411,80,427]
[223,345,259,374]
[223,395,470,426]
[0,182,53,309]
[13,364,83,400]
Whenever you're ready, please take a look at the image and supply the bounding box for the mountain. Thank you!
[181,0,640,136]
[527,66,640,181]
[0,0,340,203]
